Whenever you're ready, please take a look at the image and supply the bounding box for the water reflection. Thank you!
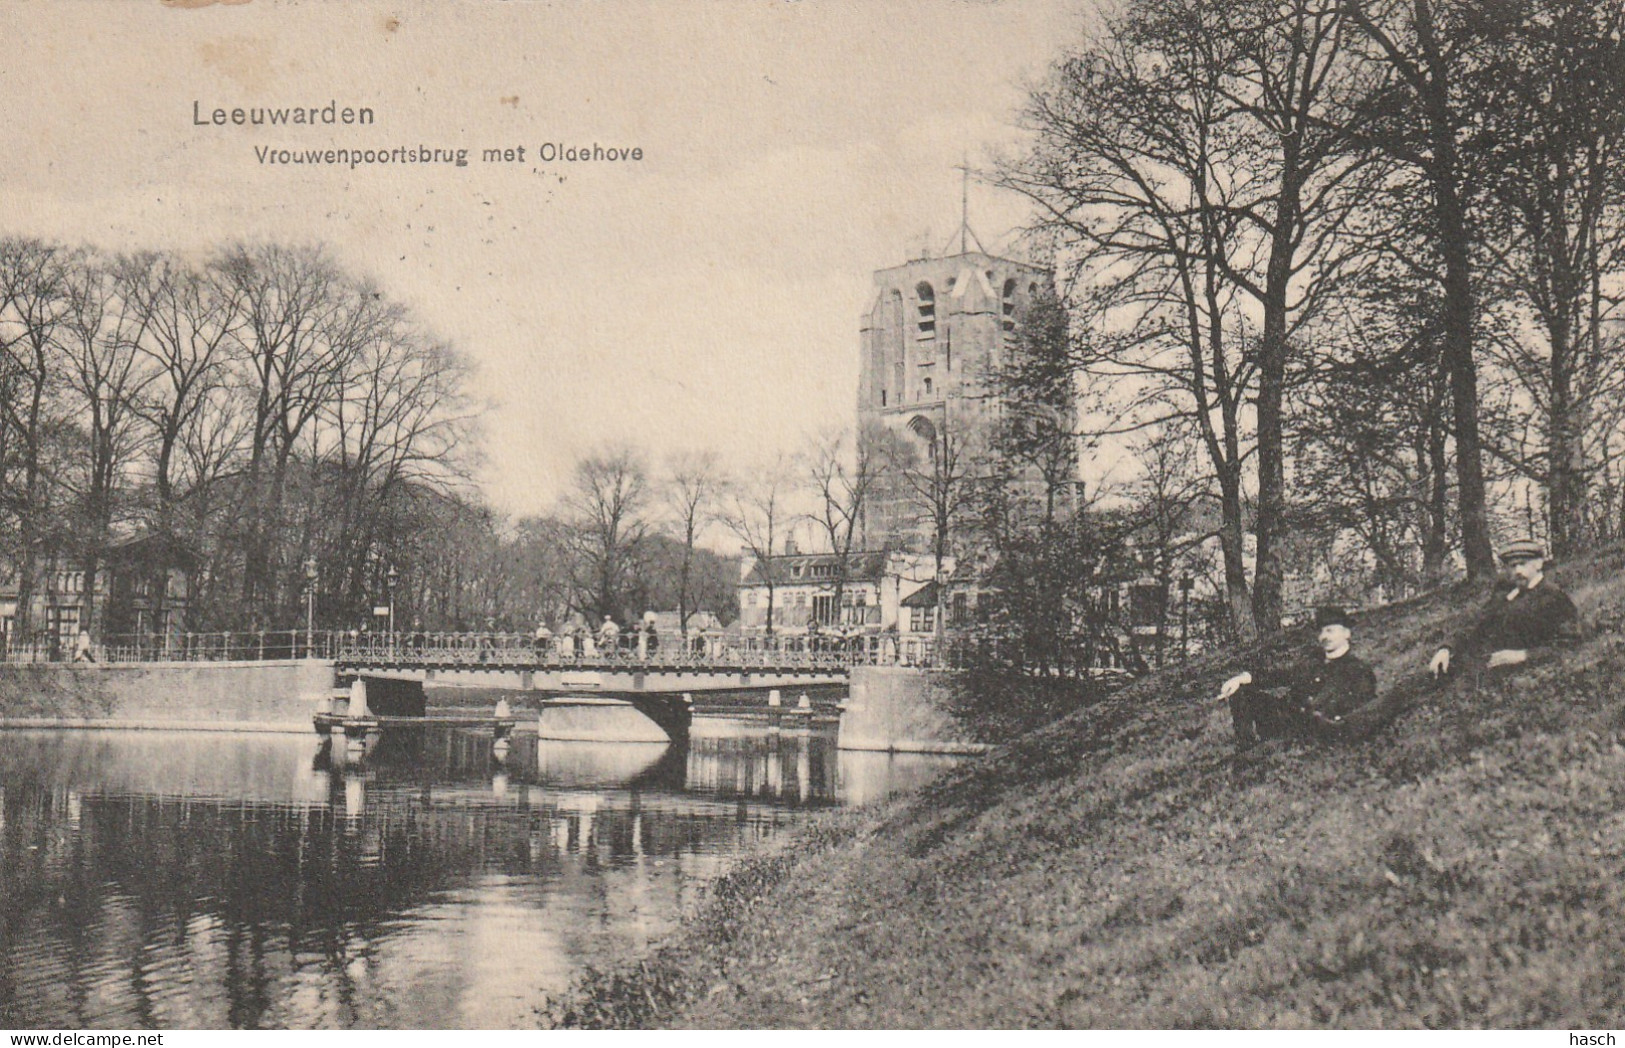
[0,724,960,1029]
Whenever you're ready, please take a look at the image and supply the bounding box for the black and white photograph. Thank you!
[2,0,1624,1034]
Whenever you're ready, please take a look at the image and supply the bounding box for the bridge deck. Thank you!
[334,649,868,674]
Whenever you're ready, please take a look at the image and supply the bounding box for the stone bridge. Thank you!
[333,642,861,694]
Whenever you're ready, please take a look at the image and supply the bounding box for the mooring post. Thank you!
[493,697,514,763]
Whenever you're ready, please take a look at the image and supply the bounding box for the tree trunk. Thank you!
[1418,0,1495,578]
[1251,173,1301,635]
[1219,469,1255,641]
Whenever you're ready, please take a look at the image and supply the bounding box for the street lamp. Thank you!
[386,565,399,639]
[304,557,319,657]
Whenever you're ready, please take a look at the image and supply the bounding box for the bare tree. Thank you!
[0,238,75,643]
[800,426,881,627]
[889,415,986,646]
[316,293,474,619]
[215,242,357,626]
[58,253,158,634]
[719,458,793,639]
[1336,0,1515,578]
[662,448,722,639]
[561,445,651,625]
[1206,0,1379,630]
[1471,0,1625,554]
[125,252,243,533]
[999,18,1264,637]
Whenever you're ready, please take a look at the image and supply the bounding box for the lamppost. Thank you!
[386,565,399,641]
[304,557,318,657]
[1179,576,1194,661]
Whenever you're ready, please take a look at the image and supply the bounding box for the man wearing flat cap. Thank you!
[1217,606,1380,748]
[1429,538,1580,678]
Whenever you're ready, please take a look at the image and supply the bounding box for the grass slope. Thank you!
[547,545,1625,1029]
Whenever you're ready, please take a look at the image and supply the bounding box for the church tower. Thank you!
[856,244,1072,550]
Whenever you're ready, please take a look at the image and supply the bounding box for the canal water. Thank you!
[0,724,959,1029]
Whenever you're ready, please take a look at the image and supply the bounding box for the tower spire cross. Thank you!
[948,157,988,256]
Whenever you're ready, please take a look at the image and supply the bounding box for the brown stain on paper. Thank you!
[196,37,276,94]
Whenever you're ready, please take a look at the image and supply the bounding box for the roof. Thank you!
[900,580,939,608]
[104,531,203,570]
[741,550,893,587]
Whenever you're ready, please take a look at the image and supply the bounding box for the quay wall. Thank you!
[837,666,991,754]
[0,660,333,731]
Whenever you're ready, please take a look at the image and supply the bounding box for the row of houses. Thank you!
[732,544,1219,669]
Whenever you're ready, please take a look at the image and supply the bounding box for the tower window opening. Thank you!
[915,281,936,338]
[1002,278,1018,333]
[924,376,933,396]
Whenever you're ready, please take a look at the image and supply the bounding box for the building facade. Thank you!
[856,248,1074,549]
[0,534,195,657]
[735,549,947,659]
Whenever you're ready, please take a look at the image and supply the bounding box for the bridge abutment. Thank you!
[838,666,991,754]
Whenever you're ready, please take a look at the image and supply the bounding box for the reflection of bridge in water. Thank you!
[0,728,960,1029]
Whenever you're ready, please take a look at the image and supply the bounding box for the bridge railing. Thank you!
[0,628,964,670]
[330,631,928,670]
[1,630,344,665]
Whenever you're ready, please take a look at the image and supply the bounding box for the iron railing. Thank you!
[0,629,1134,678]
[0,630,342,665]
[334,631,914,670]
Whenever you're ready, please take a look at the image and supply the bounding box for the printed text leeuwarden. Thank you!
[193,100,375,126]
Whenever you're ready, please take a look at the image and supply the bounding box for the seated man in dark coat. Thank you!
[1217,606,1381,748]
[1429,538,1581,678]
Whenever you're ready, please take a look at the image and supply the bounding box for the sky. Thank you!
[0,0,1091,518]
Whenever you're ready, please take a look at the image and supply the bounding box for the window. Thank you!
[915,281,935,338]
[923,376,933,396]
[813,594,837,624]
[49,606,79,651]
[881,389,887,407]
[1002,278,1017,333]
[951,592,969,625]
[909,605,935,632]
[747,591,758,607]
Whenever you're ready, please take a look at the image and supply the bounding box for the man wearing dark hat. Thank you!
[1216,605,1380,748]
[1429,538,1580,678]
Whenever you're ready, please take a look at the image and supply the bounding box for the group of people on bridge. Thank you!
[1215,538,1582,752]
[529,615,670,659]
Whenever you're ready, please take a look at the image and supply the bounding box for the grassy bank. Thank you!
[545,546,1625,1028]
